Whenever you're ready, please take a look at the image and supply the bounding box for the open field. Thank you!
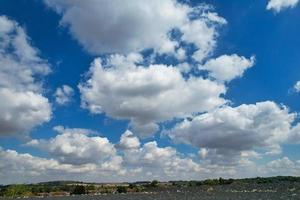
[2,177,300,199]
[2,182,300,200]
[1,191,299,200]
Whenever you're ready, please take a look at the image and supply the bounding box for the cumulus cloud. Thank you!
[267,0,299,13]
[22,129,204,181]
[180,16,226,62]
[26,126,117,165]
[0,147,124,185]
[119,132,203,179]
[0,89,51,135]
[287,123,300,143]
[0,129,205,183]
[0,16,51,136]
[167,101,295,164]
[44,0,187,54]
[55,1,252,139]
[118,130,141,150]
[3,128,300,184]
[79,54,226,137]
[44,0,225,58]
[54,85,74,105]
[0,144,216,184]
[200,54,255,82]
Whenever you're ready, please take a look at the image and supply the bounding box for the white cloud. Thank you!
[0,89,51,135]
[44,1,225,59]
[54,85,74,105]
[287,123,300,143]
[259,157,300,176]
[167,101,295,164]
[0,16,51,136]
[200,54,255,82]
[199,148,209,159]
[0,129,204,183]
[118,130,141,150]
[26,126,117,165]
[267,0,299,13]
[180,18,222,62]
[79,54,226,137]
[293,81,300,92]
[0,147,124,185]
[3,128,300,184]
[44,0,187,54]
[119,132,203,179]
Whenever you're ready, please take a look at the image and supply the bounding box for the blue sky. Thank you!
[0,0,300,184]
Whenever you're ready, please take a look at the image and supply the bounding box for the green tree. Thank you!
[3,185,30,197]
[150,180,159,187]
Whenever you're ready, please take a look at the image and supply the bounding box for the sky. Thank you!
[0,0,300,184]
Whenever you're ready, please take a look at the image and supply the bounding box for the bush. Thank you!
[117,186,127,193]
[72,185,86,195]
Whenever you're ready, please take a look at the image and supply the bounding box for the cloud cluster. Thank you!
[0,16,51,136]
[27,126,117,165]
[267,0,299,13]
[16,129,204,183]
[259,157,300,176]
[55,1,257,139]
[79,54,226,137]
[44,0,186,54]
[44,0,226,60]
[2,129,300,184]
[167,101,296,164]
[119,131,202,179]
[2,0,299,184]
[0,147,124,185]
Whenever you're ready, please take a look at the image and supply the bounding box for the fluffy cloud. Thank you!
[3,128,300,184]
[26,126,117,165]
[118,130,141,150]
[119,131,203,179]
[287,123,300,143]
[200,54,255,82]
[180,15,226,62]
[0,129,204,183]
[44,0,187,54]
[267,0,299,13]
[167,101,295,164]
[44,0,225,58]
[79,54,226,137]
[0,146,247,184]
[54,85,74,105]
[0,16,51,136]
[0,147,124,185]
[0,89,51,135]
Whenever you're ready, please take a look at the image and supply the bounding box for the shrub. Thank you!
[72,185,86,195]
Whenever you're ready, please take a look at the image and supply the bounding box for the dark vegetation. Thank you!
[1,176,300,198]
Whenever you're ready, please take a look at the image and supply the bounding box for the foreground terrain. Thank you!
[1,186,299,200]
[1,177,300,199]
